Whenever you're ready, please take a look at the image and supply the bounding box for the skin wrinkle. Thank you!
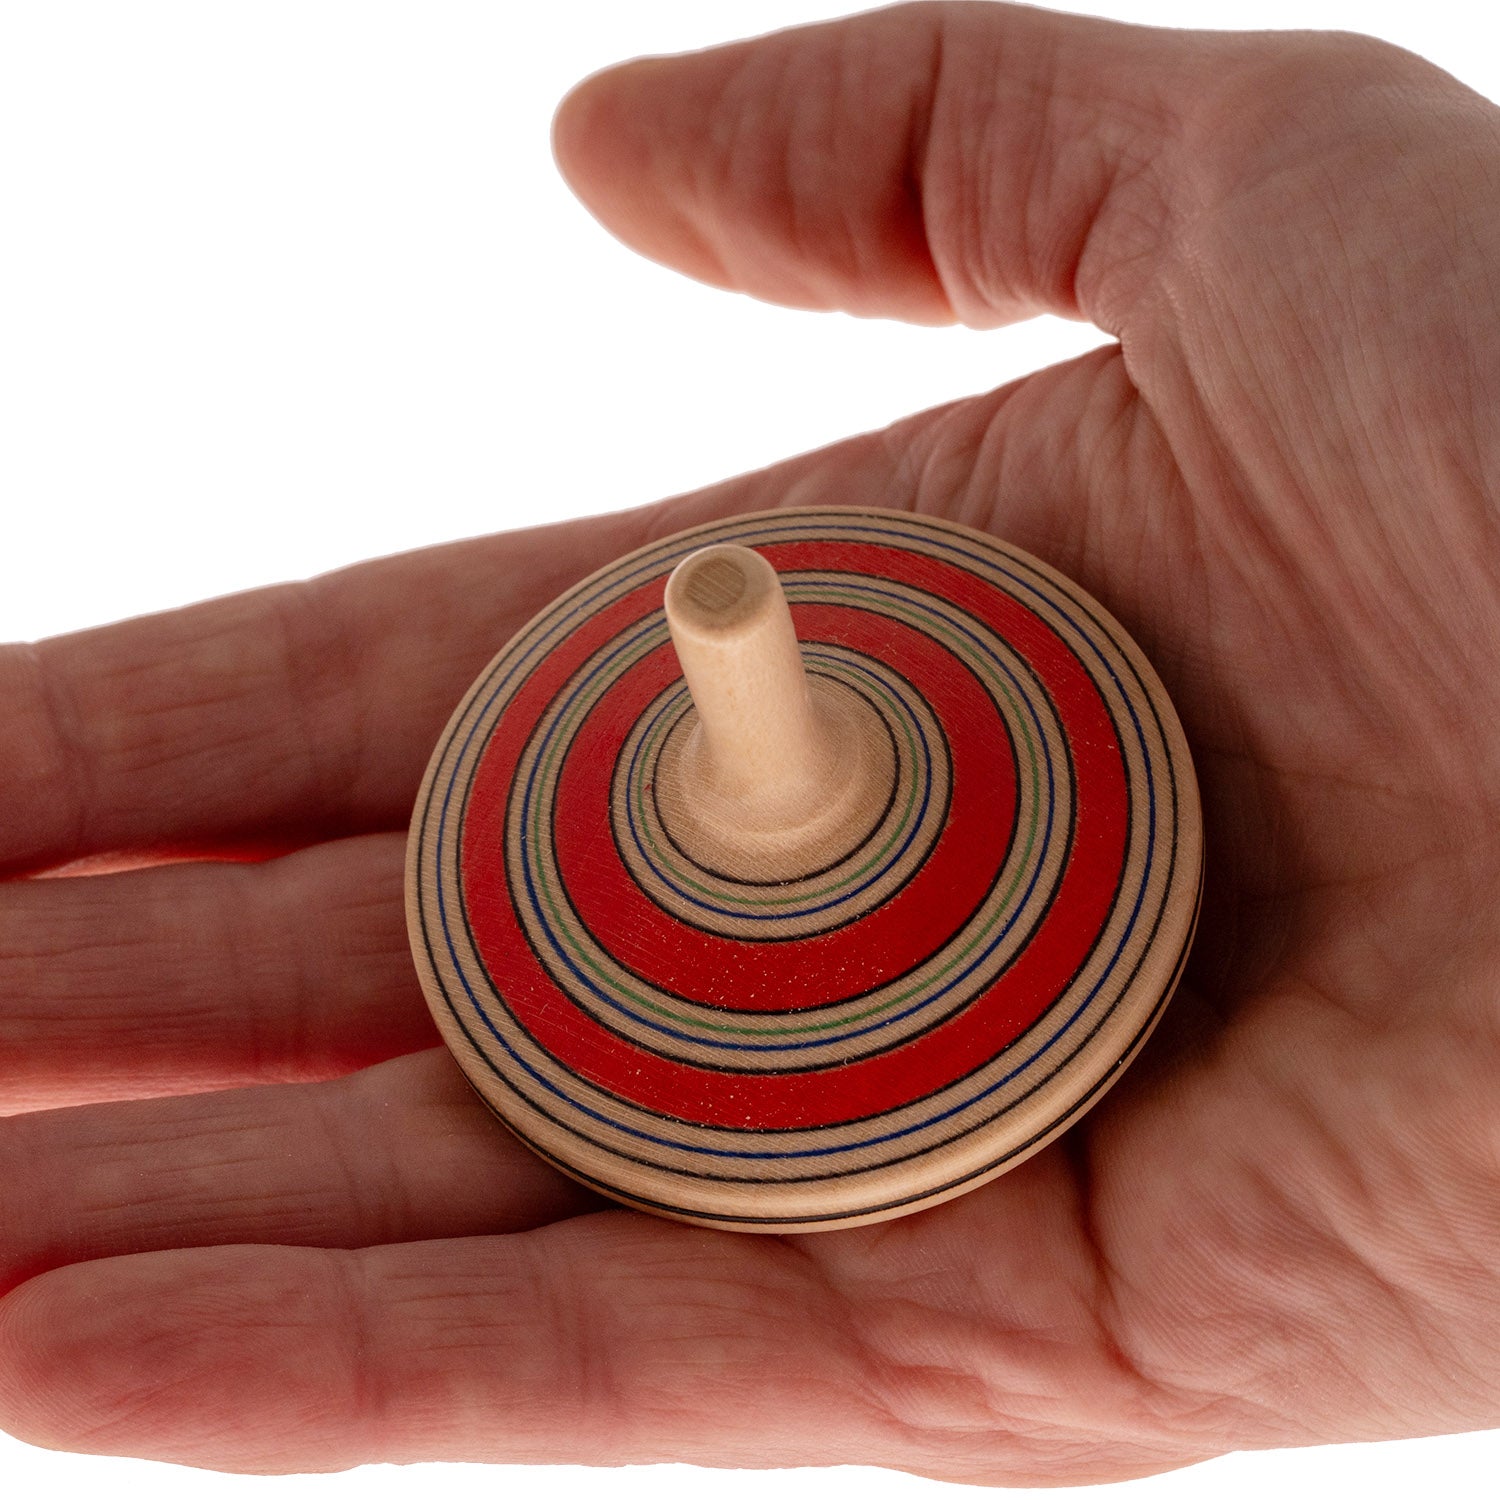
[942,25,1013,324]
[922,390,1023,538]
[1333,864,1479,1000]
[1281,1013,1500,1295]
[775,59,814,293]
[716,1231,899,1456]
[1073,148,1175,338]
[818,38,860,294]
[714,48,805,304]
[215,861,280,1079]
[319,576,379,820]
[109,626,291,740]
[327,1249,381,1464]
[828,41,898,305]
[1072,354,1147,600]
[1171,35,1397,216]
[720,12,947,319]
[905,6,950,317]
[1088,373,1287,703]
[1059,1130,1161,1420]
[1296,260,1488,728]
[802,1186,1171,1462]
[283,840,420,1066]
[13,641,91,869]
[668,73,738,294]
[138,1253,372,1474]
[1164,152,1494,768]
[309,1073,398,1248]
[265,577,361,834]
[1239,1170,1453,1436]
[1118,1177,1350,1443]
[1221,1018,1497,1426]
[545,1229,739,1459]
[822,1278,1008,1440]
[1040,79,1170,333]
[276,858,328,1075]
[1138,255,1302,485]
[1168,312,1326,593]
[65,1347,208,1456]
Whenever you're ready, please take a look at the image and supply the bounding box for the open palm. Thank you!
[3,3,1498,1482]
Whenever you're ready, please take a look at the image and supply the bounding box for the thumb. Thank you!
[551,0,1214,331]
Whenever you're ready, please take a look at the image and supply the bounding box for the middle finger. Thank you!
[0,1047,599,1296]
[0,832,432,1113]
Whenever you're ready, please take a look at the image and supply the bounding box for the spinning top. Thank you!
[406,508,1202,1231]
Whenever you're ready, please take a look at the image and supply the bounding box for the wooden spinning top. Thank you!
[406,508,1202,1231]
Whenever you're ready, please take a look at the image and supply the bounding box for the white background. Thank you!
[1,0,1496,1494]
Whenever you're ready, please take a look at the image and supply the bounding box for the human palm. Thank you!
[3,2,1499,1482]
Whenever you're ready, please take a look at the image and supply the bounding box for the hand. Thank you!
[3,1,1498,1481]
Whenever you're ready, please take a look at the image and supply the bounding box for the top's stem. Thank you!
[663,543,834,822]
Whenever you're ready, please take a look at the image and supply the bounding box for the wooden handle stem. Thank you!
[664,544,834,821]
[660,543,894,880]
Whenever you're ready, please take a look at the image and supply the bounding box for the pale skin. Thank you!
[1,0,1498,1483]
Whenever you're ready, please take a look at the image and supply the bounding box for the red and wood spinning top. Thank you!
[406,507,1202,1231]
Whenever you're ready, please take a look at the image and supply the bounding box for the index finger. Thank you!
[0,510,647,873]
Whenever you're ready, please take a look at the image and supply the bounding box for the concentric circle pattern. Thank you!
[406,508,1203,1231]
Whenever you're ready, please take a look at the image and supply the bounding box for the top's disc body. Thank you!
[406,507,1202,1231]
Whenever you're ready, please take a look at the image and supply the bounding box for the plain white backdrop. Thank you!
[1,1,1496,1494]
